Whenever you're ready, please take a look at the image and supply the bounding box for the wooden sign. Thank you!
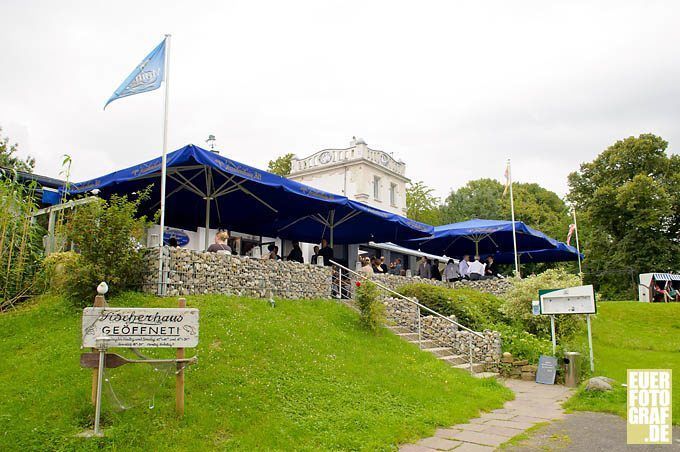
[535,355,558,385]
[82,307,199,348]
[539,284,596,315]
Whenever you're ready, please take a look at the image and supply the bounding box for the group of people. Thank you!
[205,231,334,266]
[359,256,405,275]
[417,255,500,282]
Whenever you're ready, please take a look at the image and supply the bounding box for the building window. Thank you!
[373,175,381,200]
[390,183,397,206]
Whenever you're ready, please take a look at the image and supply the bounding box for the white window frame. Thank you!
[373,175,381,201]
[389,183,397,206]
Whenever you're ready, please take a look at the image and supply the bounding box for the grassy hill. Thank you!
[564,301,680,424]
[0,293,512,451]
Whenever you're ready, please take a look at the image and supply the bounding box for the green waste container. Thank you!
[564,352,581,387]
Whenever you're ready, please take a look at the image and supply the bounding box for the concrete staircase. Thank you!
[388,325,499,379]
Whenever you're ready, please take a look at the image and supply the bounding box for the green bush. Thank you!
[355,281,384,332]
[58,192,150,307]
[39,251,99,304]
[501,268,584,341]
[493,323,553,363]
[397,283,505,330]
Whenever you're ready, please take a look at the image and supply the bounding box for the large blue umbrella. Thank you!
[399,218,559,257]
[273,200,433,244]
[490,242,583,264]
[65,144,432,246]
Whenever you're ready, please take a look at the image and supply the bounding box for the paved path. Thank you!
[400,379,573,451]
[503,411,680,451]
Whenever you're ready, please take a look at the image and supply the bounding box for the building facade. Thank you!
[289,137,409,216]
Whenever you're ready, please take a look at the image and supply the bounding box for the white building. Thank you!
[289,137,409,216]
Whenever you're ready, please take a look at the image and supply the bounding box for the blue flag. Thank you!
[104,38,166,109]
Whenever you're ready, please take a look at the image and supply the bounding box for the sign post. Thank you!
[539,284,596,372]
[176,297,186,417]
[81,287,199,435]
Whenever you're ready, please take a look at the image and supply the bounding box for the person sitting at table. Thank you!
[372,257,384,273]
[485,256,499,278]
[468,255,486,280]
[311,246,320,265]
[458,255,470,280]
[359,257,374,275]
[286,241,304,263]
[318,239,334,266]
[443,259,460,282]
[430,259,442,281]
[207,231,232,254]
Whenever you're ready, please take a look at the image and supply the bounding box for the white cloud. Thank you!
[1,0,678,198]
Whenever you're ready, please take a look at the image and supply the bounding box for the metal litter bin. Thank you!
[564,352,581,387]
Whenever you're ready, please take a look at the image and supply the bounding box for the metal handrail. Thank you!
[330,259,484,338]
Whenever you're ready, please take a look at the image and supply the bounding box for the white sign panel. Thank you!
[82,307,199,348]
[539,284,596,315]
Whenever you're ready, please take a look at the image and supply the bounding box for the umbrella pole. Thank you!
[329,210,335,248]
[204,198,211,251]
[475,240,479,256]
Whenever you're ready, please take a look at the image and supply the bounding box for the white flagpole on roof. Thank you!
[157,34,172,295]
[507,158,520,277]
[572,207,583,282]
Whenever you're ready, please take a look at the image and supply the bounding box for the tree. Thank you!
[441,179,571,240]
[406,181,442,225]
[568,133,680,299]
[0,127,34,173]
[267,153,294,176]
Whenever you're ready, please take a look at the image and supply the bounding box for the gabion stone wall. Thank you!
[369,273,512,297]
[143,247,332,299]
[384,296,502,365]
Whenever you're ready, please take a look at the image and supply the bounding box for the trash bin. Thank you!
[564,352,581,387]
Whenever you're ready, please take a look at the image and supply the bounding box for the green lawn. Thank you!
[564,301,680,424]
[0,293,512,451]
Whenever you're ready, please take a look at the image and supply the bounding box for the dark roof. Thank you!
[0,167,65,189]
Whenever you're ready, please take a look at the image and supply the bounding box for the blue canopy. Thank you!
[66,144,432,245]
[399,218,559,257]
[490,242,583,264]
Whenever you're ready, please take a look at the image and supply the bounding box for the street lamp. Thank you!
[206,134,218,153]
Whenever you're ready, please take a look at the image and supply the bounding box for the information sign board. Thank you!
[536,355,558,385]
[82,307,199,348]
[539,284,596,315]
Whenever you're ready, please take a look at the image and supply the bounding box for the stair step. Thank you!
[422,347,455,357]
[473,372,500,379]
[396,332,420,341]
[409,339,437,349]
[439,354,468,365]
[387,325,411,334]
[452,362,486,373]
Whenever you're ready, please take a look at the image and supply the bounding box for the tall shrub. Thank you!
[355,281,384,332]
[0,177,43,309]
[501,268,584,340]
[61,192,150,306]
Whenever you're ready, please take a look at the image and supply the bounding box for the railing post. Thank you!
[417,306,422,349]
[337,269,342,299]
[468,333,473,372]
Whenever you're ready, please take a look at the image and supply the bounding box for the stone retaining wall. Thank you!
[383,296,502,365]
[143,247,332,299]
[369,273,512,297]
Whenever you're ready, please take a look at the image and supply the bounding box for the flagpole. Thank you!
[507,158,520,277]
[572,207,583,282]
[157,34,171,295]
